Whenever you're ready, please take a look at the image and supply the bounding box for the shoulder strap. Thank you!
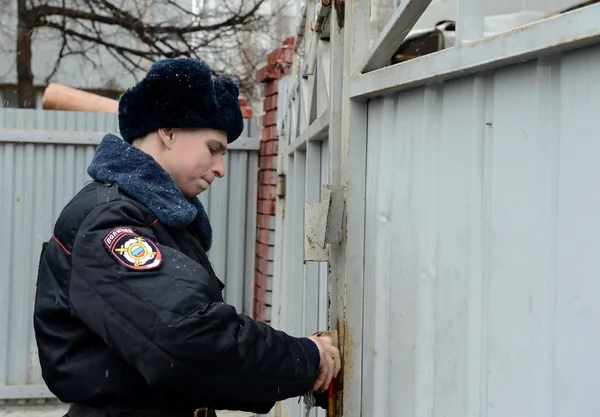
[96,182,121,206]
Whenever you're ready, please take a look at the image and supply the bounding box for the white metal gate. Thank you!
[274,1,600,417]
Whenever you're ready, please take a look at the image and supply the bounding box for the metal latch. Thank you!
[304,184,345,262]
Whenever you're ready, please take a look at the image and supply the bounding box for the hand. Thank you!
[307,334,341,391]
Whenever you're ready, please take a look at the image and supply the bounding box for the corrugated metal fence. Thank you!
[274,1,600,417]
[0,108,259,401]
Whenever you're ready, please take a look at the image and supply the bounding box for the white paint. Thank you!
[275,1,600,417]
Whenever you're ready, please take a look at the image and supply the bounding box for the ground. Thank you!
[0,405,252,417]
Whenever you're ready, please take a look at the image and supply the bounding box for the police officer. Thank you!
[33,57,340,417]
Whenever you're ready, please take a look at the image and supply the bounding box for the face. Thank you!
[159,128,228,198]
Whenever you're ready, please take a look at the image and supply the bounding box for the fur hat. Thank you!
[118,57,244,144]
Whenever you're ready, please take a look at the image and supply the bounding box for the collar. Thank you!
[87,133,212,252]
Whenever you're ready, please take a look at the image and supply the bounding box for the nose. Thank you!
[212,156,225,178]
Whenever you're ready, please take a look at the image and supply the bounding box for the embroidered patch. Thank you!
[103,227,162,270]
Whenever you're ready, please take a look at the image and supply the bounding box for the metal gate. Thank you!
[274,1,600,417]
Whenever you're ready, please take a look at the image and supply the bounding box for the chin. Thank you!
[194,184,209,195]
[180,187,201,198]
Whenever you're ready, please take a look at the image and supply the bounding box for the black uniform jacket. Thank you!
[33,134,318,416]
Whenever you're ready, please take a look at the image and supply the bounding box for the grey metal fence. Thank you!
[0,108,259,400]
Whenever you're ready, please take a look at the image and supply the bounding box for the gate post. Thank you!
[253,36,295,324]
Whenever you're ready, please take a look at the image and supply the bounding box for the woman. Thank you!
[34,57,340,417]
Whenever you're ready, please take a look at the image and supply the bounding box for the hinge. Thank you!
[304,184,346,262]
[276,173,286,199]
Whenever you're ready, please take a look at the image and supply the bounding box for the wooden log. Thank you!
[42,82,119,113]
[42,82,253,118]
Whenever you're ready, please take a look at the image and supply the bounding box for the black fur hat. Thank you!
[118,57,244,144]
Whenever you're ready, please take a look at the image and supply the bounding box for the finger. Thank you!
[313,366,326,391]
[328,347,341,377]
[323,354,334,390]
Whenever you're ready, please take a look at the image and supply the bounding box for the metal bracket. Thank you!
[304,184,345,262]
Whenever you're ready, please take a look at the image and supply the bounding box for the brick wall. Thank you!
[253,36,295,323]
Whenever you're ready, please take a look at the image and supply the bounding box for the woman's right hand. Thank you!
[307,334,341,391]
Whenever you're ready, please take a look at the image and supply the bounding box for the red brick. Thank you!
[258,185,274,200]
[257,302,266,319]
[255,66,269,83]
[256,257,267,275]
[264,80,279,97]
[255,270,265,289]
[257,212,274,229]
[259,170,276,186]
[241,106,253,119]
[262,126,277,141]
[258,184,272,200]
[259,155,275,171]
[263,95,278,112]
[283,36,295,48]
[253,39,300,325]
[257,227,268,243]
[256,242,265,258]
[257,199,276,216]
[259,272,267,289]
[267,48,283,65]
[258,185,268,200]
[255,284,267,301]
[268,141,278,155]
[256,242,270,259]
[257,225,274,243]
[280,47,294,64]
[262,110,277,127]
[260,140,278,156]
[256,64,282,83]
[253,299,265,320]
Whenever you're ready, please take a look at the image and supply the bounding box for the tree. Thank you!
[371,0,401,36]
[10,0,280,108]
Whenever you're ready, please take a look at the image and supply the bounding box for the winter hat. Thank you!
[117,57,244,144]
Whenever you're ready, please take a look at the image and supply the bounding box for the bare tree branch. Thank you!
[14,0,282,106]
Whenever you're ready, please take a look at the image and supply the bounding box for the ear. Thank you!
[157,128,175,149]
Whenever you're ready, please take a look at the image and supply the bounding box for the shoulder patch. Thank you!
[103,227,162,270]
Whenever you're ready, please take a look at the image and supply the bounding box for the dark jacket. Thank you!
[33,134,319,416]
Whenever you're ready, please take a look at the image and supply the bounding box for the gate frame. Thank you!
[276,0,600,416]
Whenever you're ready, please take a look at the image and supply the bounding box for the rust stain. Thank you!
[511,24,535,34]
[336,317,345,417]
[334,0,345,29]
[334,311,357,417]
[469,23,535,48]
